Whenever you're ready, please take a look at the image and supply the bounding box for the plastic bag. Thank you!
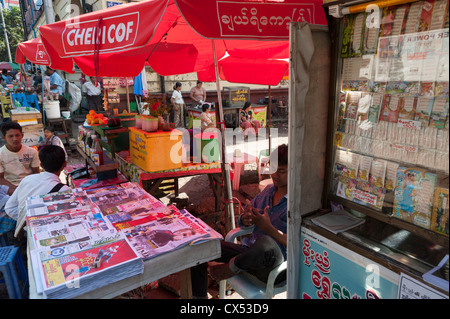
[66,81,81,112]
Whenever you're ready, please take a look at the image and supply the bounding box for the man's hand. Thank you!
[252,206,272,233]
[240,200,255,226]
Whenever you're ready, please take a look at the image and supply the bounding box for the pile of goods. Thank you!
[86,110,106,125]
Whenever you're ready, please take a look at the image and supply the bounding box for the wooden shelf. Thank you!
[328,194,449,249]
[76,145,118,173]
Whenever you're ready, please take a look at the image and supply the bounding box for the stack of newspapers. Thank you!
[26,189,143,299]
[26,182,220,298]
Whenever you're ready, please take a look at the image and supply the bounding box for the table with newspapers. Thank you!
[26,182,221,299]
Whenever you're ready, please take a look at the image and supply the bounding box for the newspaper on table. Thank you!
[26,203,143,299]
[26,182,221,298]
[84,182,168,226]
[26,188,91,217]
[122,206,217,260]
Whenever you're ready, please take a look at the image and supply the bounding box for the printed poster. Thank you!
[299,228,399,299]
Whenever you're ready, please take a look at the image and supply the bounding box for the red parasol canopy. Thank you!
[15,37,75,73]
[37,0,325,84]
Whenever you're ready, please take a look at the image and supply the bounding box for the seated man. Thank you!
[0,122,40,234]
[191,144,288,298]
[5,145,71,238]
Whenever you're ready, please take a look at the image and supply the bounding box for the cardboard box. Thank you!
[21,124,44,147]
[129,127,183,172]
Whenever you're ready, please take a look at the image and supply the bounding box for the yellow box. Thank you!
[129,127,183,172]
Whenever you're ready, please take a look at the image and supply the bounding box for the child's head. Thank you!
[44,126,55,140]
[1,122,23,151]
[39,145,66,173]
[202,103,211,112]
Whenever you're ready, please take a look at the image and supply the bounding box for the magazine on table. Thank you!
[85,182,173,228]
[26,207,143,299]
[123,207,216,260]
[26,208,116,251]
[26,190,77,208]
[30,235,142,299]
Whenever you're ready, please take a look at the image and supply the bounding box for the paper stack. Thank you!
[311,210,365,234]
[26,194,143,299]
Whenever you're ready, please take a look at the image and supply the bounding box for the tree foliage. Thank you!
[0,7,24,62]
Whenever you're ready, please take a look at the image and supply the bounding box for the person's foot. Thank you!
[208,263,236,281]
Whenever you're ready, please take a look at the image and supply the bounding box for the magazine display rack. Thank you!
[317,0,449,297]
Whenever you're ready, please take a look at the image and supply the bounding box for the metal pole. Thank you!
[42,0,55,24]
[0,2,12,62]
[212,39,235,231]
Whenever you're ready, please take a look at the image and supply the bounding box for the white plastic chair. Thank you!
[219,226,287,299]
[257,149,271,181]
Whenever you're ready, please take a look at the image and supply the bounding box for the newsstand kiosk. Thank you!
[287,0,449,299]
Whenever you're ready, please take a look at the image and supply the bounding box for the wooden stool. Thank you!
[46,117,72,145]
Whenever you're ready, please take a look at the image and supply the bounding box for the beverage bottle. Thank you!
[93,137,104,166]
[85,134,91,155]
[89,134,96,159]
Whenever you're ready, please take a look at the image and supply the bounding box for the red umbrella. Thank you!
[15,37,75,73]
[38,0,325,83]
[36,0,326,230]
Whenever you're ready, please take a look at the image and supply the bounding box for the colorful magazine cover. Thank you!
[33,238,141,295]
[398,96,417,121]
[336,175,385,211]
[341,14,357,58]
[414,97,434,126]
[429,97,449,129]
[393,167,437,229]
[379,94,399,122]
[344,91,361,120]
[123,207,212,260]
[26,208,116,251]
[430,187,449,236]
[367,93,383,123]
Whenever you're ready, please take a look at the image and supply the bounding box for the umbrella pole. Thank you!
[268,85,272,153]
[212,40,235,231]
[126,79,130,113]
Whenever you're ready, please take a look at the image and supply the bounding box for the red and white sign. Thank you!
[217,2,317,38]
[397,119,422,130]
[62,12,139,55]
[39,0,168,57]
[352,189,378,206]
[35,43,49,63]
[176,0,327,39]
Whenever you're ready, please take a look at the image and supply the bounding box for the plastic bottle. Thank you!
[84,134,91,155]
[89,134,96,159]
[92,137,104,166]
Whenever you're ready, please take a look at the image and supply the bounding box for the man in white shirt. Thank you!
[82,76,103,112]
[6,145,70,237]
[0,122,40,234]
[0,122,40,199]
